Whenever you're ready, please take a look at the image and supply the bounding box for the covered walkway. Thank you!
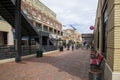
[0,48,90,80]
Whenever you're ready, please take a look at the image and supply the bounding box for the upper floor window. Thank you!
[43,16,46,21]
[103,9,108,23]
[25,7,29,13]
[47,19,49,24]
[50,21,53,26]
[32,10,36,16]
[38,14,41,20]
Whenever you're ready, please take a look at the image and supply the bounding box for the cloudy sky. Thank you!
[40,0,98,34]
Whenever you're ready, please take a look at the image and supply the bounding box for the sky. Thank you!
[40,0,98,34]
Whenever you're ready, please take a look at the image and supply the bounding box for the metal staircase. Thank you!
[0,0,40,36]
[0,0,57,57]
[0,0,51,45]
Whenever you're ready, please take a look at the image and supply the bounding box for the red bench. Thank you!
[90,53,103,69]
[90,50,97,58]
[91,50,97,54]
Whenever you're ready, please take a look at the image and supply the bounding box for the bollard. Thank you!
[59,46,63,51]
[89,69,102,80]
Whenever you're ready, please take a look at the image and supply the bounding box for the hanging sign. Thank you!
[90,26,94,30]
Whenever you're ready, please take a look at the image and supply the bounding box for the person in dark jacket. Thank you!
[72,44,74,51]
[67,43,70,50]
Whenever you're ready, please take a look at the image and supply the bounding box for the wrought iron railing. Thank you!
[42,45,58,52]
[0,45,36,60]
[0,45,15,60]
[21,45,36,56]
[0,45,58,60]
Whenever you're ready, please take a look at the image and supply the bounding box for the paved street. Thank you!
[0,48,90,80]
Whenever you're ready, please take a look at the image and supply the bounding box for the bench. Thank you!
[90,53,103,69]
[90,50,97,58]
[91,50,97,54]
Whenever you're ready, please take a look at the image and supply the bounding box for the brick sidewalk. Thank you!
[0,48,90,80]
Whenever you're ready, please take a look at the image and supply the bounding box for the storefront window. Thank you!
[25,7,29,13]
[3,32,8,45]
[102,4,108,58]
[97,23,99,49]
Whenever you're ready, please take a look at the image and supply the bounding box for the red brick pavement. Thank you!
[0,48,90,80]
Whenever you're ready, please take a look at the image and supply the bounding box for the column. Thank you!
[28,36,31,54]
[41,24,44,31]
[15,0,21,62]
[39,32,42,50]
[48,26,50,32]
[47,37,49,46]
[53,28,54,34]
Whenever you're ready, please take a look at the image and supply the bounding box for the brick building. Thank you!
[63,29,80,43]
[94,0,120,80]
[21,0,62,39]
[0,0,62,46]
[0,19,14,46]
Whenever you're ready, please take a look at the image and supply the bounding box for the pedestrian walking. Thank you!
[72,44,74,51]
[82,40,86,49]
[67,43,70,50]
[59,39,63,51]
[86,43,89,50]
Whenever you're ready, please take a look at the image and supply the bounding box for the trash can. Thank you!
[59,46,63,51]
[89,69,102,80]
[36,49,43,57]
